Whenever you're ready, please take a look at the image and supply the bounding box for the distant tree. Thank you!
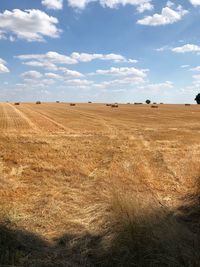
[195,93,200,104]
[146,99,151,104]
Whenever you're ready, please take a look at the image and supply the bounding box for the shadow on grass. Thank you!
[1,193,200,267]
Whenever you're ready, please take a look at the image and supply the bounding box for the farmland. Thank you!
[0,102,200,266]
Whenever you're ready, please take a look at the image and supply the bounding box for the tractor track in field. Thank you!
[0,103,8,130]
[25,104,75,133]
[127,132,181,210]
[1,103,24,131]
[8,104,41,133]
[65,106,119,134]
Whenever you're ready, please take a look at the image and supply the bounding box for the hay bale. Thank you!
[88,101,92,103]
[14,102,20,105]
[70,103,76,106]
[56,101,60,103]
[111,104,118,108]
[36,101,41,104]
[185,104,191,106]
[106,104,111,106]
[151,105,158,108]
[134,102,143,105]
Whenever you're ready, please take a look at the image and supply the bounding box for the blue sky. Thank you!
[0,0,200,103]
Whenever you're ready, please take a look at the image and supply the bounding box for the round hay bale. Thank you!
[111,104,118,108]
[151,105,158,108]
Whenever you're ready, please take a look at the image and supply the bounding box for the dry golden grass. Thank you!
[0,102,200,266]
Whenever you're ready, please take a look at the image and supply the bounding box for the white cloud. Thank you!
[42,0,63,10]
[190,66,200,71]
[44,72,62,79]
[92,67,148,89]
[23,61,58,71]
[71,52,102,62]
[95,76,146,88]
[16,51,137,71]
[0,58,9,73]
[181,64,190,68]
[44,51,77,64]
[137,4,188,26]
[67,0,91,9]
[60,67,84,77]
[139,81,174,91]
[71,52,137,63]
[67,0,153,11]
[189,0,200,6]
[95,66,148,78]
[172,44,200,53]
[193,73,200,79]
[16,51,77,70]
[136,2,153,13]
[155,45,170,52]
[166,1,174,8]
[99,0,153,10]
[19,77,56,89]
[0,31,6,40]
[21,70,43,79]
[65,79,94,89]
[0,9,61,41]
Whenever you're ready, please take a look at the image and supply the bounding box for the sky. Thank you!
[0,0,200,103]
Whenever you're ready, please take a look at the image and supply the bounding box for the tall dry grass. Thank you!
[95,189,200,267]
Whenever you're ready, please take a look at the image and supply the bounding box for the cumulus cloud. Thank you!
[67,0,153,11]
[189,0,200,6]
[92,67,148,89]
[16,51,77,70]
[22,61,58,71]
[190,66,200,71]
[95,76,146,88]
[99,0,153,10]
[137,4,188,26]
[71,52,137,63]
[43,51,77,64]
[65,79,94,89]
[181,64,190,68]
[95,67,148,77]
[136,2,153,13]
[42,0,63,10]
[138,81,174,91]
[0,30,7,40]
[172,44,200,53]
[0,9,61,41]
[16,51,137,71]
[60,67,84,77]
[44,72,62,79]
[192,74,200,81]
[155,45,171,52]
[0,58,9,73]
[21,70,43,79]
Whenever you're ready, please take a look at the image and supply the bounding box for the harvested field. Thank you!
[0,102,200,266]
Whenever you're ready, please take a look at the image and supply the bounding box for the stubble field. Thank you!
[0,102,200,266]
